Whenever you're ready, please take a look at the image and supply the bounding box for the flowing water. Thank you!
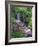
[16,13,32,37]
[17,13,20,20]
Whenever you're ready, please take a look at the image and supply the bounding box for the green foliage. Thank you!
[28,18,32,29]
[10,6,32,28]
[15,7,32,25]
[11,32,25,38]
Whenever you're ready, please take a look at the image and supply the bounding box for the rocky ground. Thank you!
[16,21,32,37]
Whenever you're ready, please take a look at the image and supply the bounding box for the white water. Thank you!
[16,13,20,23]
[17,13,20,20]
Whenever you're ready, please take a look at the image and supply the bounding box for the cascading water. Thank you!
[16,13,20,23]
[15,13,32,36]
[17,13,20,20]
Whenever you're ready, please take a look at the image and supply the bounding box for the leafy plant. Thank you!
[11,32,25,38]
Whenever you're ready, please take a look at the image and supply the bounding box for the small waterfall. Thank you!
[17,13,20,20]
[16,13,20,23]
